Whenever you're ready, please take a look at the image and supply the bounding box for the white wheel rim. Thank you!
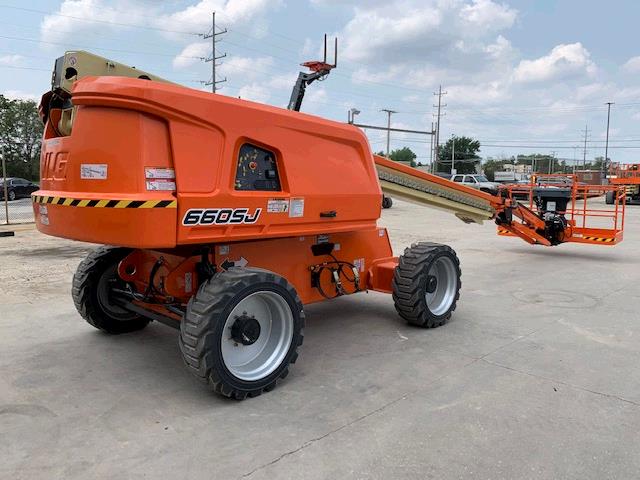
[221,291,294,381]
[425,257,457,316]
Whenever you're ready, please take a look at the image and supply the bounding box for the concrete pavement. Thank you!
[1,197,639,479]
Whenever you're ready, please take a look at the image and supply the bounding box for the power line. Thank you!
[0,4,199,35]
[0,34,201,60]
[0,65,49,72]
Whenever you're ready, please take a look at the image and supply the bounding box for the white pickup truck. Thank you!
[450,174,501,195]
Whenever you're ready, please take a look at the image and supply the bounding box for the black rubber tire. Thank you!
[72,246,149,334]
[382,195,393,209]
[8,190,15,201]
[605,191,615,205]
[392,242,461,328]
[179,267,305,400]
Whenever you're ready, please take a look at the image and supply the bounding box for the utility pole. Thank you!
[581,125,590,170]
[381,109,397,157]
[604,102,614,174]
[451,134,456,175]
[433,85,447,171]
[429,121,434,172]
[203,12,227,93]
[1,147,8,225]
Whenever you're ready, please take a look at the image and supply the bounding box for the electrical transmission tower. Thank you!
[202,11,227,93]
[432,85,447,172]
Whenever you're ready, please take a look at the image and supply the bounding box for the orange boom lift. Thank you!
[607,163,640,205]
[34,50,625,399]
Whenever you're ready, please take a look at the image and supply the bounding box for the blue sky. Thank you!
[1,0,640,164]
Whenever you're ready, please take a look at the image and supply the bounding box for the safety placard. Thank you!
[80,164,107,180]
[289,197,304,218]
[267,199,289,213]
[145,167,175,179]
[146,180,176,191]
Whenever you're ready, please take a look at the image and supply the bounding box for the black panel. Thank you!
[235,144,281,191]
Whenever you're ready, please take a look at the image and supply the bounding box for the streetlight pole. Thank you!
[381,109,396,157]
[604,102,614,174]
[348,108,360,124]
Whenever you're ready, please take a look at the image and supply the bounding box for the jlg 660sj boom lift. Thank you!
[34,51,624,399]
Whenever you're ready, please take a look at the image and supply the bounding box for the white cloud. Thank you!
[3,90,39,101]
[622,56,640,73]
[172,42,210,69]
[484,35,516,62]
[447,80,510,106]
[155,0,281,34]
[0,55,24,67]
[39,0,153,43]
[162,0,281,72]
[219,56,274,81]
[338,0,517,65]
[459,0,517,33]
[236,83,271,103]
[513,43,596,83]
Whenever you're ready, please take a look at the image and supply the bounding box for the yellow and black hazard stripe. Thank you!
[497,228,510,234]
[32,195,177,209]
[582,236,615,243]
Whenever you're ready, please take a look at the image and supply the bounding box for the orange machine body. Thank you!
[35,76,381,249]
[34,76,392,306]
[609,163,640,185]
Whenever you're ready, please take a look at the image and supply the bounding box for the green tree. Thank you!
[376,147,418,167]
[0,95,43,180]
[482,158,515,181]
[436,136,481,174]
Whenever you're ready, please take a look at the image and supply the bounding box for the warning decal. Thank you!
[267,198,289,213]
[289,197,304,218]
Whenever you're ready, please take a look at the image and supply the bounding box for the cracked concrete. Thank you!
[1,196,640,479]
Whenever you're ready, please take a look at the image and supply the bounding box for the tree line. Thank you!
[0,95,43,181]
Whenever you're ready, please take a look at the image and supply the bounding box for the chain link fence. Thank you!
[1,155,36,225]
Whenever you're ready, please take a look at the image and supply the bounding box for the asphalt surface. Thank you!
[1,197,639,479]
[0,198,35,224]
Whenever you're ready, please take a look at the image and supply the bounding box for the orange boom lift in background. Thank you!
[607,163,640,205]
[33,49,625,399]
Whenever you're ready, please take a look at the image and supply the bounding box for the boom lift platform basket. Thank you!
[496,175,625,245]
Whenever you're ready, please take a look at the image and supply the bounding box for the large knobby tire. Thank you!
[382,195,393,209]
[392,242,461,328]
[72,246,149,334]
[605,191,615,205]
[179,267,305,400]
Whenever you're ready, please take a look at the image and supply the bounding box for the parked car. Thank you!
[0,177,39,201]
[450,174,501,195]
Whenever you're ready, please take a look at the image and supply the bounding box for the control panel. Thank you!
[235,144,281,191]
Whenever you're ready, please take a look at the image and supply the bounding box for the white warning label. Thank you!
[289,197,304,218]
[80,164,107,180]
[267,198,289,213]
